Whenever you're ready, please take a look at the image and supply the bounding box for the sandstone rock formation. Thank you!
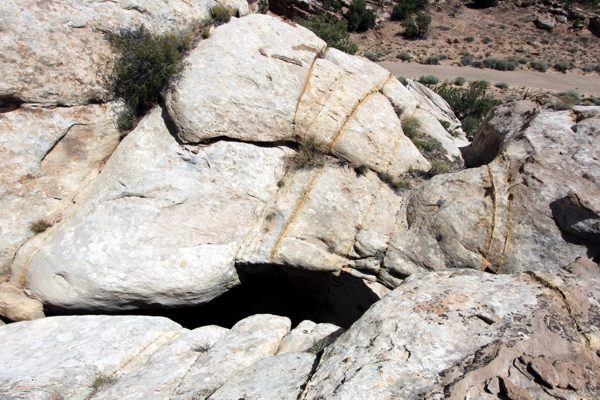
[383,101,600,283]
[0,0,262,106]
[2,260,599,399]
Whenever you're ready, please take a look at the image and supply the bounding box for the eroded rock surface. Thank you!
[384,101,600,279]
[302,264,600,399]
[0,0,260,106]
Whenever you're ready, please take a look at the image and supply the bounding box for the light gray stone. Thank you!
[0,282,44,322]
[208,352,316,400]
[0,0,257,106]
[26,107,287,310]
[173,314,291,399]
[0,104,121,282]
[277,320,344,354]
[0,315,184,400]
[95,325,228,400]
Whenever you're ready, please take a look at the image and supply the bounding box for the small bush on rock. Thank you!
[210,4,231,25]
[297,16,358,54]
[286,137,327,170]
[105,25,190,117]
[430,159,449,175]
[364,50,379,61]
[29,218,50,234]
[402,117,420,138]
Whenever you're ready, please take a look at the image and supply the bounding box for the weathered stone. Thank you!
[0,104,121,282]
[0,0,259,106]
[385,102,600,278]
[0,282,44,322]
[26,107,286,310]
[0,315,184,399]
[535,13,556,29]
[173,314,291,399]
[95,325,228,400]
[500,378,532,400]
[485,377,501,394]
[528,356,560,388]
[553,360,588,390]
[573,105,600,121]
[300,268,599,399]
[277,320,344,354]
[208,352,316,400]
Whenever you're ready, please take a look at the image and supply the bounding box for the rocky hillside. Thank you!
[1,1,600,399]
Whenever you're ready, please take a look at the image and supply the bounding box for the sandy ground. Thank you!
[378,61,600,97]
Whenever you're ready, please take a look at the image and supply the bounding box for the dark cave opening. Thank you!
[45,270,385,330]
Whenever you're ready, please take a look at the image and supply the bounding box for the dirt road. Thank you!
[378,62,600,97]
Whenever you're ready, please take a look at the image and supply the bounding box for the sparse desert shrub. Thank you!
[461,116,480,136]
[464,36,474,42]
[89,373,116,395]
[391,0,427,21]
[460,55,473,65]
[322,0,344,11]
[402,116,420,139]
[286,137,327,170]
[482,37,493,44]
[412,138,439,152]
[115,109,135,132]
[471,60,483,68]
[29,218,50,234]
[583,64,595,73]
[210,4,231,24]
[414,12,431,38]
[430,159,449,175]
[425,55,440,65]
[363,50,379,61]
[483,58,517,71]
[530,59,547,72]
[297,16,358,54]
[354,164,369,176]
[494,82,508,89]
[434,82,501,135]
[518,57,528,64]
[454,76,466,86]
[397,51,412,61]
[559,90,580,101]
[554,61,571,73]
[397,76,408,85]
[202,27,211,39]
[437,25,451,31]
[439,120,451,130]
[418,75,439,85]
[105,25,190,117]
[344,0,376,32]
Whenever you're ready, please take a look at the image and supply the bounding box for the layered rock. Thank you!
[3,261,600,399]
[383,101,600,282]
[0,0,262,106]
[302,260,600,399]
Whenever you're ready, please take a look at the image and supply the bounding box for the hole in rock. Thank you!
[46,271,385,330]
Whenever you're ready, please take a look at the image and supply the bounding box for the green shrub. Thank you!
[482,37,493,44]
[471,60,483,68]
[430,159,449,175]
[364,50,379,61]
[434,82,501,131]
[418,75,439,85]
[530,59,547,72]
[425,55,440,65]
[402,117,420,139]
[344,0,376,32]
[210,4,231,24]
[202,27,211,39]
[105,25,190,115]
[460,55,473,65]
[116,109,135,132]
[583,64,595,73]
[391,0,427,21]
[29,218,50,234]
[322,0,344,11]
[454,76,466,86]
[286,137,327,170]
[554,61,571,73]
[473,0,498,7]
[494,82,508,89]
[559,90,579,101]
[402,15,418,38]
[415,12,432,38]
[89,373,117,396]
[397,51,412,61]
[461,116,479,136]
[412,138,439,152]
[397,76,408,86]
[439,120,451,130]
[297,16,358,54]
[518,57,528,64]
[464,36,474,42]
[483,58,517,71]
